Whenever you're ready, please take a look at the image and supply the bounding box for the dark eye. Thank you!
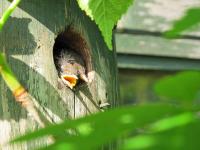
[68,60,74,64]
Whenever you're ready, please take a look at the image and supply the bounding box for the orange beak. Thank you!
[61,74,78,89]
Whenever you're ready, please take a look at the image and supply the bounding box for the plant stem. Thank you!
[0,0,51,130]
[0,0,21,31]
[0,54,55,143]
[0,53,50,128]
[0,53,21,92]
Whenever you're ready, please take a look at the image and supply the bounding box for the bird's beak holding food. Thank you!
[61,74,78,89]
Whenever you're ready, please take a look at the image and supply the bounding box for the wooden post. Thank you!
[0,0,119,149]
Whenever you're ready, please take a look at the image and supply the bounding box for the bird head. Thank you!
[58,50,88,89]
[61,74,78,89]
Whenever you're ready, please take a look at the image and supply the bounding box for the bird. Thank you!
[56,49,88,89]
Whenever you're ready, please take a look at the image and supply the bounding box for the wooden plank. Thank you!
[117,54,200,70]
[115,33,200,59]
[0,0,119,149]
[118,0,200,32]
[116,0,200,59]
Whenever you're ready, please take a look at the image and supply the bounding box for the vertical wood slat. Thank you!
[0,0,119,149]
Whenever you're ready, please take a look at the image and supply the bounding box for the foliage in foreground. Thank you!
[11,71,200,150]
[77,0,134,49]
[1,1,200,150]
[165,7,200,37]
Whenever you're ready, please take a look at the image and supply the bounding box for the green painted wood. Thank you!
[116,0,200,59]
[0,0,119,149]
[117,54,200,70]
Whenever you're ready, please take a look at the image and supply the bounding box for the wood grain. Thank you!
[0,0,119,149]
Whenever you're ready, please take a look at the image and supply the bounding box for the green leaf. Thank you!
[154,71,200,102]
[12,104,183,150]
[165,7,200,38]
[77,0,134,50]
[122,114,200,150]
[149,112,196,133]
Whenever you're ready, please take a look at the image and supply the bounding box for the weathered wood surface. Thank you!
[0,0,119,149]
[117,54,200,71]
[116,0,200,59]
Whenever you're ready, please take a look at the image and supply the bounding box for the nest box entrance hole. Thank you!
[53,27,93,88]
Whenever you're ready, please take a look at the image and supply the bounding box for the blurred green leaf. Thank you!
[13,104,183,150]
[123,135,156,150]
[77,0,134,50]
[165,7,200,38]
[149,112,195,133]
[123,115,200,150]
[154,71,200,102]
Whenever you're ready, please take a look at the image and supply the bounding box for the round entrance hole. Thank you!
[53,26,93,89]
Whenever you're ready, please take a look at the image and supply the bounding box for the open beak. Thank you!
[61,74,78,89]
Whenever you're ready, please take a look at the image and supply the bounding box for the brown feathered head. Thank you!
[58,49,88,89]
